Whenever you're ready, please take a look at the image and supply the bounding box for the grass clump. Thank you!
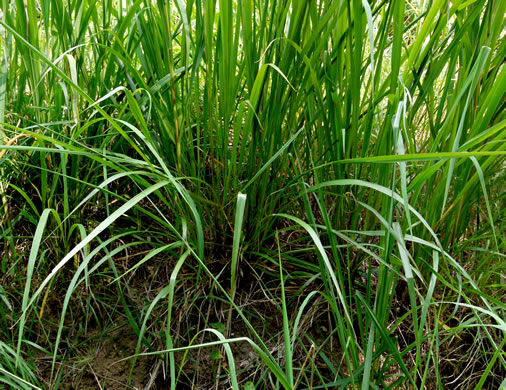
[0,0,504,388]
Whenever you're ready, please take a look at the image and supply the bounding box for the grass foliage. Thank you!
[0,0,505,388]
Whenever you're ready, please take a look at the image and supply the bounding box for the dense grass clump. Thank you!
[0,0,504,388]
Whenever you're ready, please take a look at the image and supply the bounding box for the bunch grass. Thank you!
[0,0,504,388]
